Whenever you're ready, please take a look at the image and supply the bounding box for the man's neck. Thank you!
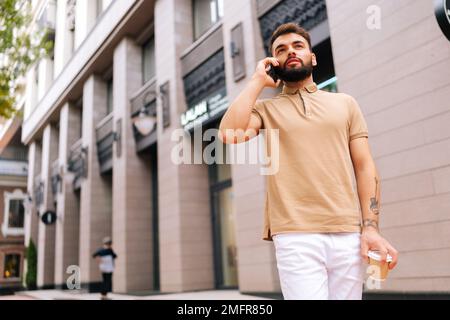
[283,76,314,89]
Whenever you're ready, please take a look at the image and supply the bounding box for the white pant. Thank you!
[273,232,364,300]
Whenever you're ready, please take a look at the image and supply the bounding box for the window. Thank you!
[8,200,24,229]
[106,78,113,114]
[207,130,237,288]
[318,76,338,93]
[3,254,21,279]
[142,38,155,84]
[2,190,26,237]
[37,0,56,59]
[312,38,336,91]
[193,0,223,40]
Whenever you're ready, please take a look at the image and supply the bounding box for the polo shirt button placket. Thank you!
[299,92,312,118]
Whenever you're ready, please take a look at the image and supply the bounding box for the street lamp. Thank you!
[23,194,33,214]
[133,108,156,136]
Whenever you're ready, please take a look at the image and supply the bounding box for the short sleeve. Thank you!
[251,100,266,129]
[347,95,369,141]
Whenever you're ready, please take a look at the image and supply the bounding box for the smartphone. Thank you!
[267,64,281,83]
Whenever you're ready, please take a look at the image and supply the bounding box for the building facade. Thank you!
[19,0,450,296]
[0,117,28,294]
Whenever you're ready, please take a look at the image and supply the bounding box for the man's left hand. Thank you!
[361,228,398,270]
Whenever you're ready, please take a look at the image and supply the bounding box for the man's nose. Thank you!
[287,48,296,57]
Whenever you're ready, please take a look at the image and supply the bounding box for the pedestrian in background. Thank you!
[93,236,117,300]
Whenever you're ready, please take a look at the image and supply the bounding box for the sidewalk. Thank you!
[5,289,274,300]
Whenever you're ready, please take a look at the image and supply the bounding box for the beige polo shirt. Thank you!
[251,82,369,241]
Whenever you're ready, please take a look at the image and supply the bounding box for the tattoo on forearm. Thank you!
[363,219,379,230]
[369,177,380,215]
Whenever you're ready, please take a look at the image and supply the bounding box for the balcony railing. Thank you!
[67,139,87,190]
[95,113,114,174]
[0,159,28,176]
[0,146,28,162]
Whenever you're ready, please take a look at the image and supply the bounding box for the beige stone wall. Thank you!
[37,124,59,287]
[326,0,450,292]
[79,75,113,287]
[221,0,280,293]
[155,0,214,292]
[112,38,154,293]
[54,103,81,287]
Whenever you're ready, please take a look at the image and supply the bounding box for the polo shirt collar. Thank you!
[281,82,318,94]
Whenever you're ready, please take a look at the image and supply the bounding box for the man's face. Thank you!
[271,33,317,82]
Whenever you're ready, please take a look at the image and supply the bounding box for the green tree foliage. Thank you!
[0,0,52,118]
[25,238,37,290]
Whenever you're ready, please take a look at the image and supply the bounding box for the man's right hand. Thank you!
[252,57,282,88]
[219,58,279,144]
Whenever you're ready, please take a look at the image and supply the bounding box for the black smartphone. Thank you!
[267,64,281,83]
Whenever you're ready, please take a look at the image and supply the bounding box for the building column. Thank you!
[74,0,98,49]
[221,0,281,294]
[25,142,41,248]
[54,103,81,288]
[79,75,113,291]
[37,124,59,288]
[112,38,154,293]
[54,0,74,77]
[155,0,214,293]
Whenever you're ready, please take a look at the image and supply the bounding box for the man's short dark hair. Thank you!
[269,22,312,54]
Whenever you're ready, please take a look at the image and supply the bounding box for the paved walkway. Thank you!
[1,289,273,300]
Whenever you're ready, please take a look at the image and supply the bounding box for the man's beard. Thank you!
[277,59,314,82]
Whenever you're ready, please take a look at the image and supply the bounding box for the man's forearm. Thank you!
[355,163,381,232]
[219,78,264,131]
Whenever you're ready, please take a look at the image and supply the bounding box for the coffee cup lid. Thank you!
[368,250,393,262]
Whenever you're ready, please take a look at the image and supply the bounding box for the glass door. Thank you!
[211,181,238,288]
[204,119,237,288]
[209,150,238,287]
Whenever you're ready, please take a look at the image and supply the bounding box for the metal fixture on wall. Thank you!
[114,119,122,158]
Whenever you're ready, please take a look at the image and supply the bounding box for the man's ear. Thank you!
[312,52,317,67]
